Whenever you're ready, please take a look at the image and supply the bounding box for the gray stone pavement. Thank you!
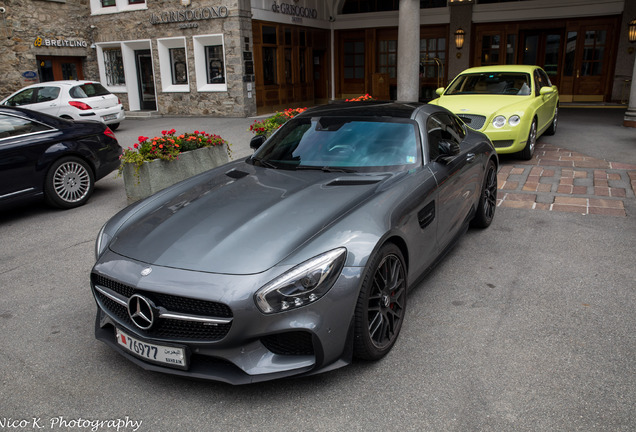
[0,107,634,431]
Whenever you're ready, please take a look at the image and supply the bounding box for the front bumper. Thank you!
[475,125,527,154]
[91,251,362,384]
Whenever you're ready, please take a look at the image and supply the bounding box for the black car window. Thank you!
[69,83,111,99]
[427,114,462,161]
[0,114,53,140]
[538,69,552,88]
[36,87,61,103]
[533,70,551,96]
[5,89,35,107]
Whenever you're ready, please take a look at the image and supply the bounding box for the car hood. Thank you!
[109,164,389,275]
[431,94,531,116]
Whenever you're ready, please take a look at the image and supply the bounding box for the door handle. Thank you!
[467,153,476,163]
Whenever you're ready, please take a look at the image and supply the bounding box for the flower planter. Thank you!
[122,145,229,203]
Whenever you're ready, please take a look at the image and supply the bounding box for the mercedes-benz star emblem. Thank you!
[128,294,155,330]
[141,267,152,276]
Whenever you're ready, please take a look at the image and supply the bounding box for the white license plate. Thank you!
[116,328,187,369]
[102,114,117,121]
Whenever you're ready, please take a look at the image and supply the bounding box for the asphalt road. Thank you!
[0,109,634,431]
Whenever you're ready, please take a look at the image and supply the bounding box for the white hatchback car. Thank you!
[1,80,125,130]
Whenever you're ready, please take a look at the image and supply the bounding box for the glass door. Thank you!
[135,50,156,111]
[521,30,563,89]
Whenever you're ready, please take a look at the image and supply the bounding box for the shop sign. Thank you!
[34,37,88,48]
[22,71,38,79]
[271,1,318,19]
[150,6,229,25]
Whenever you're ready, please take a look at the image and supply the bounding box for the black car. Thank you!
[0,106,122,209]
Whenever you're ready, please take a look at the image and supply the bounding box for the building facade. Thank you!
[0,0,634,117]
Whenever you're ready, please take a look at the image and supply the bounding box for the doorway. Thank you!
[521,30,563,89]
[36,56,84,82]
[313,50,329,103]
[135,50,156,111]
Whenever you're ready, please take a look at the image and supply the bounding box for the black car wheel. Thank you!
[44,156,94,209]
[471,159,497,228]
[545,106,558,136]
[519,119,537,160]
[354,243,407,360]
[109,122,120,131]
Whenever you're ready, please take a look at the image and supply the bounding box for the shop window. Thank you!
[101,0,115,6]
[158,38,189,92]
[344,40,365,80]
[299,48,306,84]
[420,37,445,79]
[103,48,125,86]
[262,26,277,45]
[170,49,188,85]
[564,32,577,77]
[128,0,144,3]
[506,35,516,64]
[581,30,606,76]
[193,34,227,92]
[205,46,225,84]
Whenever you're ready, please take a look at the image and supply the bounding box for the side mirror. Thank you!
[539,86,554,96]
[250,135,265,150]
[435,87,445,96]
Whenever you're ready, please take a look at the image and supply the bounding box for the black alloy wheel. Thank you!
[44,156,94,209]
[471,159,497,228]
[354,243,407,360]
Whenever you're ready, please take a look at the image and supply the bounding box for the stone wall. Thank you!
[0,0,95,98]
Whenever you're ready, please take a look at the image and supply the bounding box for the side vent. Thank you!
[325,178,383,186]
[417,201,435,229]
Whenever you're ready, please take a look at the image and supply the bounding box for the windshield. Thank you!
[251,117,421,172]
[446,72,531,96]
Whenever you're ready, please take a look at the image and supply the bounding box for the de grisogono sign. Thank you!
[271,1,318,19]
[150,5,229,26]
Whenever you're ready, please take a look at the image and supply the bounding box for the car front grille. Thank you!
[458,114,487,130]
[261,332,315,356]
[92,273,233,341]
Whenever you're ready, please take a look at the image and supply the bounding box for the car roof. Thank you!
[457,65,540,75]
[13,80,101,90]
[297,101,431,120]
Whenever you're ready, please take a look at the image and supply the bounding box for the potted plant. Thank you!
[119,129,231,202]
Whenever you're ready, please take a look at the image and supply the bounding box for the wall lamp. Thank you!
[629,19,636,43]
[454,28,465,50]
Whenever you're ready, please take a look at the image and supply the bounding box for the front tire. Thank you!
[471,159,497,229]
[518,119,537,160]
[44,156,94,209]
[353,243,407,360]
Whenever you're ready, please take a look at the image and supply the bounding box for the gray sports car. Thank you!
[91,102,498,384]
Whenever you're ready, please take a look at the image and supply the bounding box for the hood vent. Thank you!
[225,169,249,180]
[325,177,383,187]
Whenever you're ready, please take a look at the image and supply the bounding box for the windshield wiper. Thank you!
[250,156,278,169]
[294,166,357,173]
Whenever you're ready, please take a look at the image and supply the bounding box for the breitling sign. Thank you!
[150,5,229,25]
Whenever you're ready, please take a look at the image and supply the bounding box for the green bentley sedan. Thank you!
[429,65,559,160]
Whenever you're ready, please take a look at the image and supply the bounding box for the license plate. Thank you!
[116,328,188,370]
[102,114,117,121]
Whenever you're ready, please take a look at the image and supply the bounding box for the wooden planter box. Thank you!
[122,145,230,203]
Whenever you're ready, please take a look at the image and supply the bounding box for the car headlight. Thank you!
[492,115,506,128]
[255,248,347,314]
[508,115,521,127]
[95,223,111,260]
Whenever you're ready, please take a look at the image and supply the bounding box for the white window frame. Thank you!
[193,34,228,92]
[90,0,147,15]
[157,37,189,93]
[95,42,127,94]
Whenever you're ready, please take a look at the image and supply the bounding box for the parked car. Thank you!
[91,101,498,384]
[1,80,125,130]
[0,106,122,209]
[430,65,559,160]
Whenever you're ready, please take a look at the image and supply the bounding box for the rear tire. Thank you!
[471,159,497,229]
[109,122,120,131]
[353,243,407,360]
[44,156,94,209]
